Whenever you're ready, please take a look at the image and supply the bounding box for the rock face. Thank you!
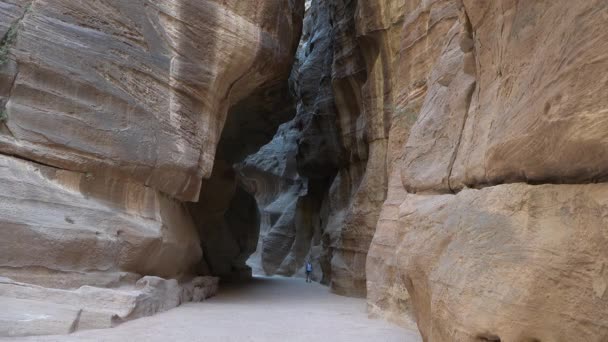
[365,0,608,340]
[241,0,608,339]
[0,153,201,285]
[2,0,608,339]
[1,276,218,337]
[0,0,303,337]
[239,0,340,283]
[241,0,406,298]
[188,160,262,281]
[373,184,608,341]
[0,0,302,201]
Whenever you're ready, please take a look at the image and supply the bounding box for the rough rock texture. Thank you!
[239,121,310,277]
[366,0,608,340]
[239,0,339,283]
[450,0,608,189]
[239,0,403,298]
[2,0,607,339]
[0,0,302,201]
[374,184,608,341]
[1,276,218,337]
[0,0,303,337]
[0,154,201,284]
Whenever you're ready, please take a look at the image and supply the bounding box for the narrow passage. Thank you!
[8,277,421,342]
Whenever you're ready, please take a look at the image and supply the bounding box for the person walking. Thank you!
[305,261,313,283]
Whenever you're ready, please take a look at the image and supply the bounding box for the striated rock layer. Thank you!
[0,0,304,337]
[0,0,302,201]
[241,0,608,339]
[366,0,608,340]
[1,276,218,337]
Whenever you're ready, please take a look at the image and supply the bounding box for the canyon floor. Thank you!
[5,277,421,342]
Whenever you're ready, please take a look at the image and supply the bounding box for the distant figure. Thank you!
[305,261,313,283]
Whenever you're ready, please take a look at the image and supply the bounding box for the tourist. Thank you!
[305,261,313,283]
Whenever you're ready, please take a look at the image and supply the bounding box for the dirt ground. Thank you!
[6,276,422,342]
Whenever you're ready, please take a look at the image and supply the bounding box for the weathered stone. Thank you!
[239,0,337,282]
[187,160,261,282]
[0,154,201,282]
[0,0,302,201]
[366,0,608,339]
[400,22,475,193]
[371,184,608,341]
[0,0,304,337]
[451,0,608,188]
[0,276,218,337]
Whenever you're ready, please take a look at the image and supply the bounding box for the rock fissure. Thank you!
[0,1,31,66]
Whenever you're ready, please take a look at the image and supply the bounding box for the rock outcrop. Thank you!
[0,0,302,201]
[0,0,303,336]
[239,0,340,283]
[241,0,608,339]
[1,276,218,337]
[366,0,608,340]
[2,0,608,339]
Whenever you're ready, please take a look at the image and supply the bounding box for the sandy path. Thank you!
[6,277,421,342]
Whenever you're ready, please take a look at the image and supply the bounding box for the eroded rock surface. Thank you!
[2,0,607,339]
[0,0,302,201]
[239,0,339,283]
[0,0,303,337]
[1,276,218,337]
[366,0,608,340]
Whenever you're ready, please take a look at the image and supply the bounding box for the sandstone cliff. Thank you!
[240,0,608,340]
[1,0,608,340]
[0,0,303,336]
[365,0,608,341]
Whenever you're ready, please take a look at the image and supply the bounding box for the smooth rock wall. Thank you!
[0,0,303,336]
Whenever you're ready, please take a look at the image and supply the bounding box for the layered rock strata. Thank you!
[0,0,303,336]
[1,276,218,337]
[367,0,608,340]
[241,0,406,297]
[241,0,608,339]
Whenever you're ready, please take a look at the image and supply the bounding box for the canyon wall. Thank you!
[365,0,608,341]
[0,0,303,336]
[1,0,607,339]
[240,0,400,297]
[239,0,341,284]
[241,0,608,339]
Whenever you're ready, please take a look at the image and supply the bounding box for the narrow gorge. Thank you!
[1,0,607,341]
